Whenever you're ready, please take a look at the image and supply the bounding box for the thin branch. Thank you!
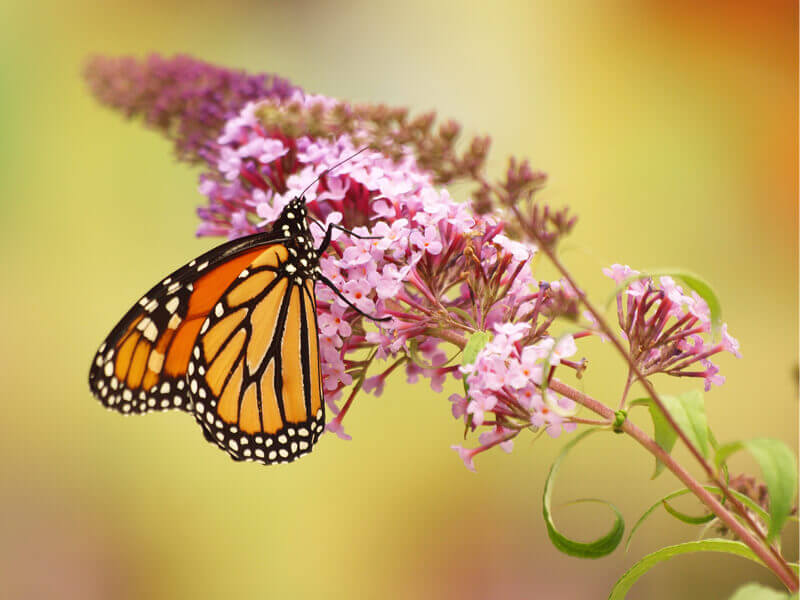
[549,379,798,591]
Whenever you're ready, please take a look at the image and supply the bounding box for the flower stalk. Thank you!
[549,379,799,591]
[534,241,798,591]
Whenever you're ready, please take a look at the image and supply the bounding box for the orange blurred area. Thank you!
[0,1,796,599]
[639,0,798,242]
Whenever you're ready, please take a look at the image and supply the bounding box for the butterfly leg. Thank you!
[317,274,391,322]
[328,224,381,240]
[312,222,381,255]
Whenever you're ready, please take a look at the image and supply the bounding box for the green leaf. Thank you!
[462,331,491,366]
[663,390,709,458]
[630,398,677,478]
[661,499,714,525]
[609,539,762,599]
[630,390,710,475]
[606,269,723,334]
[727,583,793,600]
[715,439,798,542]
[543,429,625,558]
[461,330,491,397]
[626,486,770,551]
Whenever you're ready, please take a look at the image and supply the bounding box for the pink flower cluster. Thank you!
[88,56,749,476]
[197,93,539,438]
[195,93,741,472]
[449,323,580,471]
[603,264,741,390]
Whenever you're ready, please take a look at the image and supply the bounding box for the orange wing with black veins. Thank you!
[187,245,325,465]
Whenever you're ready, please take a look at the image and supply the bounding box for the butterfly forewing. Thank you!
[88,232,285,416]
[88,196,327,466]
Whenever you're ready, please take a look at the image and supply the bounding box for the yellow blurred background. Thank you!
[0,1,796,598]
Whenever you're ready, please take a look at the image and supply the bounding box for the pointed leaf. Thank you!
[609,539,762,599]
[543,429,625,558]
[715,439,798,541]
[630,391,710,474]
[630,397,678,478]
[664,390,709,458]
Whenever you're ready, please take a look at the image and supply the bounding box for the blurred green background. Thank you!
[1,1,796,598]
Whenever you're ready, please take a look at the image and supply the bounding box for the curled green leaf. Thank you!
[543,429,625,559]
[661,499,714,525]
[609,539,762,599]
[715,439,798,542]
[626,486,771,551]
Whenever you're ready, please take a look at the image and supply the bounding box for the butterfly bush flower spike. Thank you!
[84,54,297,164]
[603,264,741,391]
[88,56,747,475]
[193,94,592,458]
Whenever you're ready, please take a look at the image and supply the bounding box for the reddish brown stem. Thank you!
[549,379,797,591]
[533,233,795,587]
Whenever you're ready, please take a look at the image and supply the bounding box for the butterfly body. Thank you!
[89,197,328,465]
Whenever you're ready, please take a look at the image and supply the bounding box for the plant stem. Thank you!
[619,368,633,410]
[425,243,796,589]
[549,378,798,591]
[428,327,468,349]
[534,236,795,585]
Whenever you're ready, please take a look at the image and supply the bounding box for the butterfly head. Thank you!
[270,196,320,280]
[272,196,309,235]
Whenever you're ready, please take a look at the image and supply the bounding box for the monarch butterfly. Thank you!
[88,158,386,465]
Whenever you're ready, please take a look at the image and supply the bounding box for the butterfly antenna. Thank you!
[299,145,370,199]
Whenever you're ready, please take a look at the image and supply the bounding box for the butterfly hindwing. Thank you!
[187,245,325,465]
[88,232,287,416]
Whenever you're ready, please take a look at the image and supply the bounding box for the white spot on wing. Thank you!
[165,297,180,314]
[142,320,158,342]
